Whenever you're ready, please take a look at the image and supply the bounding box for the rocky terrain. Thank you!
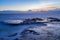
[2,17,60,25]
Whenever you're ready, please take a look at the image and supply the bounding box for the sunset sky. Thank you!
[0,0,60,11]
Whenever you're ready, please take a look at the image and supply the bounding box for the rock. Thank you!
[47,17,60,22]
[8,33,17,37]
[14,38,19,40]
[21,30,40,35]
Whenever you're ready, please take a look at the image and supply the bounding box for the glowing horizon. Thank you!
[0,0,60,11]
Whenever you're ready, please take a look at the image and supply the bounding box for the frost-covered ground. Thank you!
[21,23,60,40]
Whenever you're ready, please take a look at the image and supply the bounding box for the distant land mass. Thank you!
[0,8,60,14]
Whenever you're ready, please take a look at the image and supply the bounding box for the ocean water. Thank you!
[20,22,60,40]
[0,13,60,20]
[0,13,60,40]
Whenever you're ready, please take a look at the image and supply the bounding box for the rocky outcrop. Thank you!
[47,17,60,22]
[2,17,60,25]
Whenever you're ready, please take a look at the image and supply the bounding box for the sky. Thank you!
[0,0,60,11]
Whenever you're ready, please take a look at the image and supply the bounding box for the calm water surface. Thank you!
[0,14,60,39]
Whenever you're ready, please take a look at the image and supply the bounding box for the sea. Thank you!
[0,13,60,40]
